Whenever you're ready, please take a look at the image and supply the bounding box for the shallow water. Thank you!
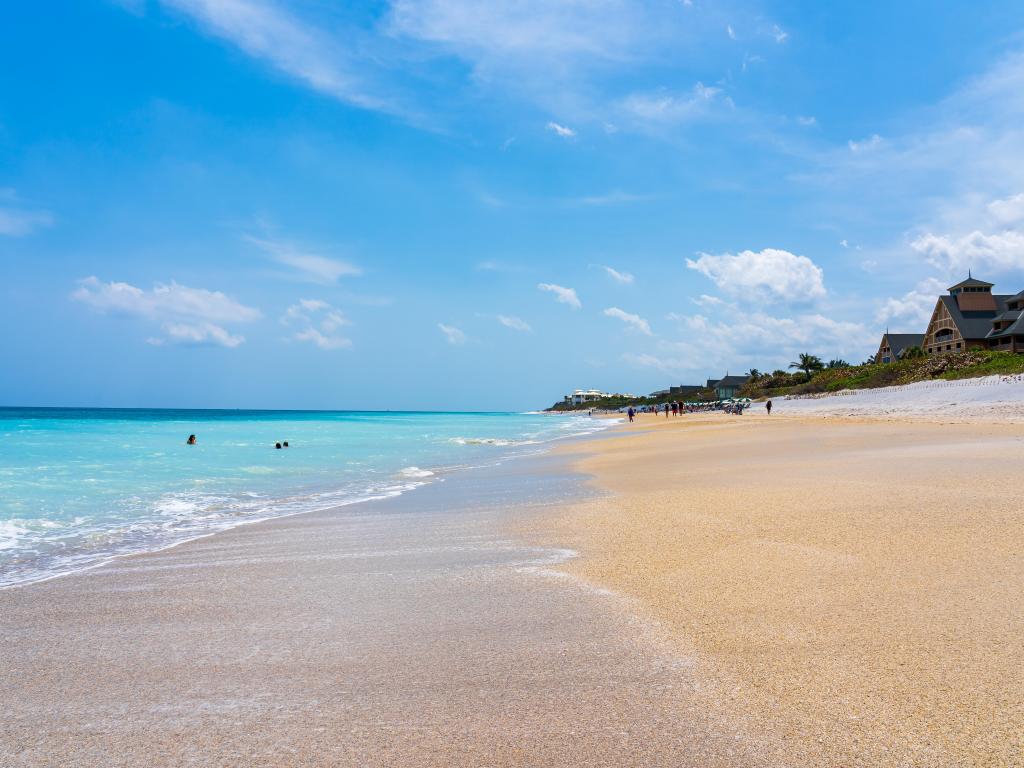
[0,408,612,587]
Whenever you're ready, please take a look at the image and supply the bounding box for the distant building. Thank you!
[707,374,751,400]
[921,275,1023,354]
[670,385,704,398]
[564,389,609,405]
[875,332,925,364]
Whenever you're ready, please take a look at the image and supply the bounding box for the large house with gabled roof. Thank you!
[875,332,926,363]
[920,275,1021,355]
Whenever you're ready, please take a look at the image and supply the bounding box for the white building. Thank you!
[565,389,610,405]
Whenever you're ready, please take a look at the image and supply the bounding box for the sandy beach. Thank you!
[532,407,1024,766]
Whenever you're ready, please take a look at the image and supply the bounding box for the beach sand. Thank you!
[530,410,1024,766]
[1,453,775,767]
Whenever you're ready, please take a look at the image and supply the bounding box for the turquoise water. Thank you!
[0,409,611,587]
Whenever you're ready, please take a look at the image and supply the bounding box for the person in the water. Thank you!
[275,442,282,449]
[186,434,196,445]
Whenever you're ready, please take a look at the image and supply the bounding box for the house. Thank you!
[564,389,609,405]
[875,332,925,364]
[921,275,1017,355]
[707,374,750,400]
[985,290,1024,352]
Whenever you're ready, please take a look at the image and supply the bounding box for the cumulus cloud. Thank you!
[497,315,531,332]
[987,192,1024,225]
[281,298,352,350]
[686,248,826,301]
[910,230,1024,274]
[246,235,361,283]
[875,278,946,328]
[601,265,635,284]
[603,307,652,335]
[630,307,870,375]
[73,276,260,347]
[538,282,581,309]
[438,322,467,344]
[546,121,575,138]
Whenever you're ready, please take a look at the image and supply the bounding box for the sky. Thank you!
[3,1,1024,410]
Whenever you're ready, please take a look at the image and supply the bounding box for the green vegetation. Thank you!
[740,350,1024,400]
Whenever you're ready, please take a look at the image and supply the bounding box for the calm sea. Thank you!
[0,409,611,587]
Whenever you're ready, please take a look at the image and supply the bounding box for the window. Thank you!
[956,343,962,349]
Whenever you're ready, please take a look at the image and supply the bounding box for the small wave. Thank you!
[399,466,434,478]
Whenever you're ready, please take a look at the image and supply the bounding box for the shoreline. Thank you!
[2,426,778,767]
[531,410,1024,766]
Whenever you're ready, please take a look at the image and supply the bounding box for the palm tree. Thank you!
[789,353,824,379]
[747,368,761,380]
[827,359,851,369]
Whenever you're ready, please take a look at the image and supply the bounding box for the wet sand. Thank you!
[2,453,772,767]
[533,411,1024,767]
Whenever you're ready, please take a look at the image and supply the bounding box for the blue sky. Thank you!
[3,1,1024,410]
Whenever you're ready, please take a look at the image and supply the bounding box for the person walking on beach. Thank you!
[627,407,635,423]
[766,400,773,415]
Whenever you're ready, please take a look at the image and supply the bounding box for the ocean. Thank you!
[0,408,610,587]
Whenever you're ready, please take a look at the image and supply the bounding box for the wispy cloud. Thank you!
[497,314,531,332]
[157,0,397,114]
[568,191,649,207]
[0,189,54,237]
[546,121,575,138]
[73,276,260,347]
[619,82,727,126]
[603,306,651,335]
[246,235,361,283]
[600,265,635,284]
[281,298,352,350]
[538,282,581,309]
[438,322,467,344]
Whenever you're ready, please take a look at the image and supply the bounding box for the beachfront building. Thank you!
[670,385,704,398]
[921,276,1017,355]
[707,374,751,400]
[564,389,610,405]
[875,332,925,364]
[985,290,1024,352]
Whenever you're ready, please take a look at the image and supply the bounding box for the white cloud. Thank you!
[569,191,648,206]
[546,121,575,138]
[726,24,736,40]
[497,315,531,332]
[281,298,352,350]
[246,235,361,283]
[910,230,1024,274]
[438,322,467,344]
[686,248,826,301]
[538,282,581,309]
[602,265,634,284]
[796,115,816,126]
[848,134,883,152]
[73,276,260,347]
[619,82,725,125]
[629,307,871,376]
[603,306,652,335]
[771,24,788,43]
[987,192,1024,225]
[157,0,394,113]
[839,239,849,248]
[875,278,946,328]
[692,294,723,307]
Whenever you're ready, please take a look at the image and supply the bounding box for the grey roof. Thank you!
[939,294,1012,340]
[948,276,994,291]
[713,375,751,388]
[882,333,925,357]
[987,309,1024,339]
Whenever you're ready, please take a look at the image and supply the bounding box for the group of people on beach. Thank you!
[624,398,773,422]
[186,435,291,449]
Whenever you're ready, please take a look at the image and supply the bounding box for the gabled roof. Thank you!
[938,294,1012,340]
[987,309,1024,339]
[882,333,925,357]
[948,275,994,291]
